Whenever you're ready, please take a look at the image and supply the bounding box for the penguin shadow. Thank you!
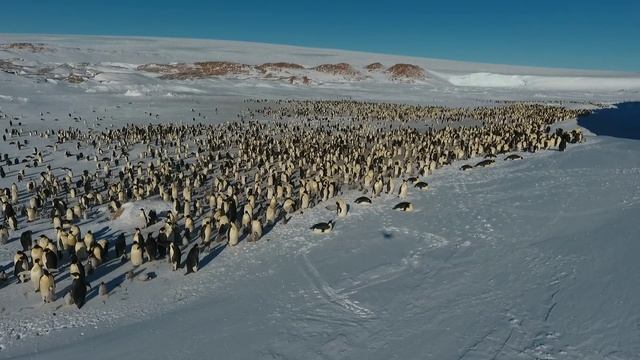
[86,267,148,303]
[157,210,171,219]
[86,255,130,285]
[199,243,226,269]
[91,226,111,240]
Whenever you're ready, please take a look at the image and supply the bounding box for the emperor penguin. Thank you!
[130,241,144,267]
[393,201,414,212]
[228,222,239,247]
[115,233,127,258]
[266,203,277,225]
[70,272,88,309]
[169,242,181,271]
[145,233,157,261]
[69,255,86,281]
[241,210,252,232]
[200,219,213,250]
[336,199,349,217]
[414,181,429,191]
[97,239,109,260]
[283,198,295,214]
[250,217,263,242]
[83,230,95,249]
[75,241,88,262]
[20,230,33,252]
[39,269,55,303]
[43,248,58,270]
[355,196,372,204]
[310,220,334,234]
[398,180,408,198]
[185,245,199,275]
[132,228,144,247]
[31,244,44,264]
[184,215,194,233]
[30,258,44,292]
[373,178,383,197]
[7,215,17,231]
[26,207,37,222]
[14,251,30,282]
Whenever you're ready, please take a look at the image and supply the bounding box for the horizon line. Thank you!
[1,31,638,75]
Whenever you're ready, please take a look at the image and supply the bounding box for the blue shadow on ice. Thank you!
[578,102,640,140]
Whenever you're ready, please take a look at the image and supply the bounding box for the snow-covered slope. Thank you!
[0,33,639,104]
[0,35,639,360]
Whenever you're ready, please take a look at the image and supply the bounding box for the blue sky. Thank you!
[1,0,638,72]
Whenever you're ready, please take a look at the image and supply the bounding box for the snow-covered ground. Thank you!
[0,35,639,359]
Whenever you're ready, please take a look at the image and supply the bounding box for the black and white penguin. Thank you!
[13,251,29,282]
[43,248,58,270]
[199,219,213,250]
[39,269,55,302]
[20,230,33,252]
[169,242,181,271]
[355,196,372,204]
[336,199,349,218]
[115,233,126,258]
[70,272,88,309]
[250,218,263,242]
[474,159,495,168]
[460,164,473,171]
[310,220,334,234]
[184,245,199,275]
[30,258,43,292]
[414,181,429,190]
[393,202,414,212]
[145,233,157,262]
[69,255,86,281]
[559,137,567,152]
[228,222,239,246]
[504,154,523,161]
[130,242,144,267]
[398,180,408,198]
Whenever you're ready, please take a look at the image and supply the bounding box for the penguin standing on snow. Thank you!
[130,241,144,267]
[39,269,55,303]
[185,245,199,275]
[30,258,44,292]
[115,233,126,258]
[43,248,58,270]
[228,222,239,247]
[336,199,349,217]
[398,180,408,198]
[13,251,29,283]
[169,242,181,271]
[20,230,33,252]
[145,233,157,261]
[69,272,88,309]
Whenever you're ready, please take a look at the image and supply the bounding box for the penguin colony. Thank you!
[0,101,587,309]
